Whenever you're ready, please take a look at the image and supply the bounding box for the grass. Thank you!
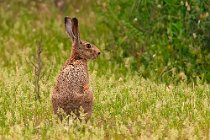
[0,0,210,139]
[0,65,210,139]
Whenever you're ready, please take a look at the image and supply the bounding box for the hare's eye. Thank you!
[86,44,91,48]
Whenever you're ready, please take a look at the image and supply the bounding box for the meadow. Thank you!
[0,0,210,139]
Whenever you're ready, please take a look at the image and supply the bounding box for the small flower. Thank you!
[133,18,138,22]
[157,4,162,8]
[185,1,190,11]
[192,33,196,39]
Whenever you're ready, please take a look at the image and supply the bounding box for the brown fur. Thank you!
[52,17,100,120]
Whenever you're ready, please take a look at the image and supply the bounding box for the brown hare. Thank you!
[52,17,100,121]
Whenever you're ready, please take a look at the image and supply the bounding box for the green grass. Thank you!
[0,65,210,139]
[0,1,210,139]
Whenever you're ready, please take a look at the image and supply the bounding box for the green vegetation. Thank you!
[95,0,210,83]
[0,0,209,139]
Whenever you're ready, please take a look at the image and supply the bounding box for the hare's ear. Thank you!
[64,17,80,44]
[64,17,75,41]
[71,18,80,43]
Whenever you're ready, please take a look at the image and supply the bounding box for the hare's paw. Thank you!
[82,84,93,102]
[83,84,89,92]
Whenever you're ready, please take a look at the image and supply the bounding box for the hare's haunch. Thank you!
[52,17,100,120]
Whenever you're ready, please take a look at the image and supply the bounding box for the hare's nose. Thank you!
[98,52,101,55]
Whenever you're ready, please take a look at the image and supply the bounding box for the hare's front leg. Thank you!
[83,84,93,101]
[82,84,93,120]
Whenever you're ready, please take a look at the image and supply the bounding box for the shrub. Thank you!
[95,0,210,83]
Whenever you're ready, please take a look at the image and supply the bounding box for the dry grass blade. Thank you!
[34,40,42,101]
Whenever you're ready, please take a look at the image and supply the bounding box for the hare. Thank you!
[52,17,100,121]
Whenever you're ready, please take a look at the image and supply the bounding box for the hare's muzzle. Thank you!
[93,50,100,59]
[95,47,100,57]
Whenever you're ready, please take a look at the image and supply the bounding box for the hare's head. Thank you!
[64,17,100,60]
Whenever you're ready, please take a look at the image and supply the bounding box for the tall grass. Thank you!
[0,63,210,139]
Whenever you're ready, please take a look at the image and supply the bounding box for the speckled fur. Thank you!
[52,17,100,120]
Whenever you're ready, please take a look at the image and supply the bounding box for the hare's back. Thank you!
[62,64,88,84]
[56,64,88,94]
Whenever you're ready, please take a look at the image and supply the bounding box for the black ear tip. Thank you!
[64,16,71,23]
[72,17,78,23]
